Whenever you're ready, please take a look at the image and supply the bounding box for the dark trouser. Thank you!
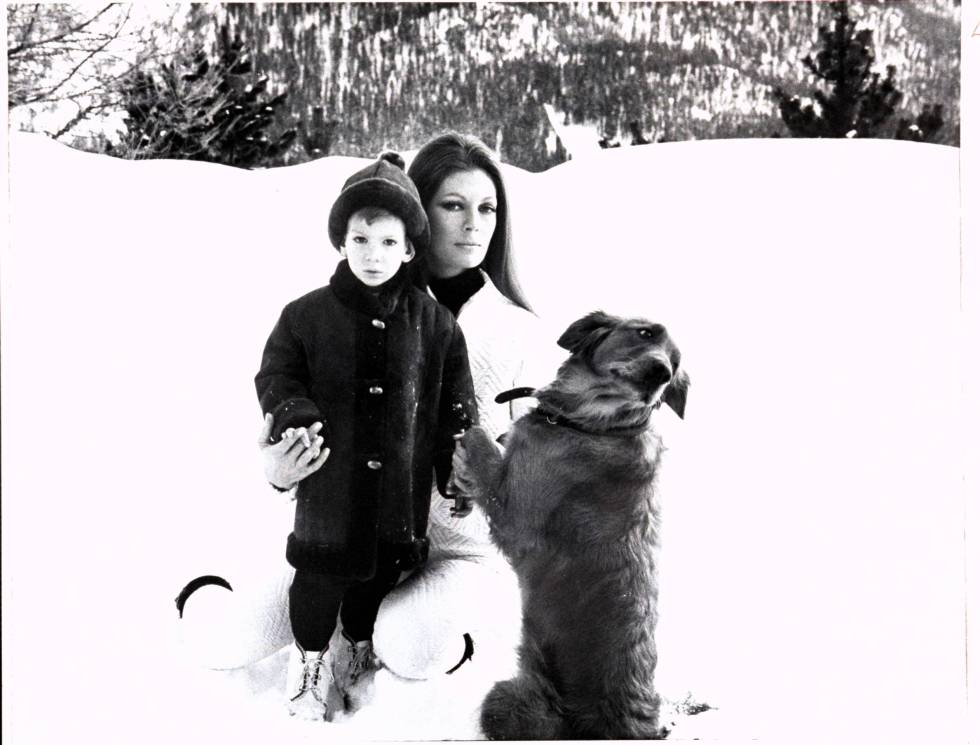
[289,553,403,651]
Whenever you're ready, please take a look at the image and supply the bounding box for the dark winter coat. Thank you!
[255,260,477,580]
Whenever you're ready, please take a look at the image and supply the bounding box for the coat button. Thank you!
[371,319,386,329]
[367,460,382,470]
[369,385,383,395]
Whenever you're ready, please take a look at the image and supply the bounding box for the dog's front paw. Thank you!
[451,441,480,499]
[452,427,501,501]
[460,426,499,462]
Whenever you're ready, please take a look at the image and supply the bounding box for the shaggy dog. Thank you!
[452,310,689,740]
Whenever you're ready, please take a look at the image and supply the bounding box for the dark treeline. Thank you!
[180,2,959,171]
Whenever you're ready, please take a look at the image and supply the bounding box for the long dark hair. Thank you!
[407,132,533,313]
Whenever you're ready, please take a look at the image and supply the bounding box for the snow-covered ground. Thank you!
[2,133,968,743]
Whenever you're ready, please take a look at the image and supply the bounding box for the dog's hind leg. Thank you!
[480,671,564,740]
[479,635,565,740]
[566,690,668,740]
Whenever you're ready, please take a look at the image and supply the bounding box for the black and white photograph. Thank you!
[3,2,977,743]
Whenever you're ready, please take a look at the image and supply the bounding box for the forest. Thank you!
[7,1,961,171]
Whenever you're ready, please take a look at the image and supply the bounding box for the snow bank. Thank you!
[2,133,966,743]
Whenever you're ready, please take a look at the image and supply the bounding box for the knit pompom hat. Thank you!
[328,151,430,253]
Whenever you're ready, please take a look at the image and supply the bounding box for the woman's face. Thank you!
[426,168,498,279]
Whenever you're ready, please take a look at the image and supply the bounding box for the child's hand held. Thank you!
[259,417,330,492]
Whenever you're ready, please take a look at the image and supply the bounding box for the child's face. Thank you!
[341,211,414,287]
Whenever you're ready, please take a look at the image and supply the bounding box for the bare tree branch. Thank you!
[9,4,192,146]
[20,4,42,46]
[51,102,99,140]
[14,45,166,107]
[8,4,144,108]
[8,4,116,57]
[43,8,130,101]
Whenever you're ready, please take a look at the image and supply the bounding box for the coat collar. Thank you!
[330,259,409,318]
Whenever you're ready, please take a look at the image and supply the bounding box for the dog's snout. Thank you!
[641,358,673,389]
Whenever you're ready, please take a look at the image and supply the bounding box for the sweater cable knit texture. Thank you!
[426,272,560,557]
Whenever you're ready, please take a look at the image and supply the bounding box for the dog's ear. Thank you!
[662,368,690,419]
[557,311,620,354]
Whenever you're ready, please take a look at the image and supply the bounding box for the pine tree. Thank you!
[112,25,296,168]
[773,1,943,142]
[301,106,340,159]
[894,104,945,143]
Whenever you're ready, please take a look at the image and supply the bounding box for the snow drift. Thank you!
[2,133,966,743]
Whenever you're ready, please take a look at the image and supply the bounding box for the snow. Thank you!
[2,133,968,743]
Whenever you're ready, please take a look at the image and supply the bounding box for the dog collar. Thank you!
[496,387,656,437]
[531,405,653,438]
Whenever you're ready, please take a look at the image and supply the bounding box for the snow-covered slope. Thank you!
[3,133,966,743]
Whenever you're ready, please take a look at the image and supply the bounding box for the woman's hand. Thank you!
[258,413,330,491]
[450,496,474,518]
[447,434,476,517]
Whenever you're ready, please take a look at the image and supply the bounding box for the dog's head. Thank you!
[557,310,690,419]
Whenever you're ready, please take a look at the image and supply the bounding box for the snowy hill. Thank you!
[2,134,967,743]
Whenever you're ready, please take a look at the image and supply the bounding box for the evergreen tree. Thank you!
[894,104,945,143]
[773,1,943,142]
[112,25,296,168]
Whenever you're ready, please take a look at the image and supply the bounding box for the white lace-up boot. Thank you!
[285,642,337,720]
[332,633,380,712]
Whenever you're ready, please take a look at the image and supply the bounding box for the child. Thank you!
[255,152,477,720]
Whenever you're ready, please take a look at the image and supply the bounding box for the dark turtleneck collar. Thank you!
[428,267,486,317]
[330,259,410,318]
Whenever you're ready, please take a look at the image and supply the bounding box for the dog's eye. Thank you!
[636,328,653,339]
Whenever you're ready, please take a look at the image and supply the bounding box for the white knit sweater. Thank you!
[427,273,560,557]
[458,274,551,438]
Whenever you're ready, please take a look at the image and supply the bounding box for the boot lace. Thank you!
[349,642,375,681]
[291,649,329,703]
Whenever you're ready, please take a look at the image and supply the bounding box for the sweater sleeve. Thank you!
[254,306,324,443]
[509,312,565,422]
[433,322,478,497]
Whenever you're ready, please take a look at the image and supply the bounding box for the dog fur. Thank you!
[452,310,689,740]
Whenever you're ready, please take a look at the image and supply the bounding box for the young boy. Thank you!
[255,152,477,720]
